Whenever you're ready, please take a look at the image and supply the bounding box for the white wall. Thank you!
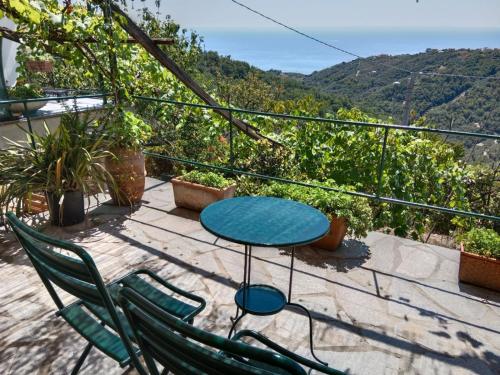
[0,17,19,87]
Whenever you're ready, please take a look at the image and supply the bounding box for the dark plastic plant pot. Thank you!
[46,191,85,226]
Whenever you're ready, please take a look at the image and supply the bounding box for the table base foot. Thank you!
[287,302,328,366]
[228,311,246,339]
[230,305,240,323]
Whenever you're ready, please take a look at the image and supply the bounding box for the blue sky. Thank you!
[136,0,500,30]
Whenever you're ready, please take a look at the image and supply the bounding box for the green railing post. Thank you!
[229,107,234,170]
[98,73,107,105]
[23,100,36,149]
[376,127,390,197]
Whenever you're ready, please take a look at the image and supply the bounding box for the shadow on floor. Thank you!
[6,204,498,374]
[279,239,371,273]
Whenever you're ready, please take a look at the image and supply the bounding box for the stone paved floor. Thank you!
[0,178,499,375]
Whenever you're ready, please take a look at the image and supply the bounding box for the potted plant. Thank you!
[172,170,236,212]
[25,53,54,73]
[261,181,372,250]
[0,112,112,226]
[103,109,152,206]
[7,83,48,115]
[458,228,500,291]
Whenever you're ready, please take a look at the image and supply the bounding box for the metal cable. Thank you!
[230,0,500,81]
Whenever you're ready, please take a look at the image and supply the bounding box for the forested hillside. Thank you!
[199,48,499,163]
[297,48,500,162]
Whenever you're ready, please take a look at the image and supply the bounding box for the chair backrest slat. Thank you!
[6,213,107,308]
[32,255,104,305]
[136,316,263,375]
[5,212,139,371]
[12,227,93,282]
[118,287,307,375]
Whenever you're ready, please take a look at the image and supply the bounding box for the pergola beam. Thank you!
[0,26,174,45]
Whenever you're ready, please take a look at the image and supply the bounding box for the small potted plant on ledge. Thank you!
[103,109,152,206]
[7,83,48,115]
[172,170,236,212]
[261,181,372,250]
[25,53,54,73]
[458,228,500,291]
[0,112,111,226]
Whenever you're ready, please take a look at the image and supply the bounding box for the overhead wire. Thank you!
[230,0,500,81]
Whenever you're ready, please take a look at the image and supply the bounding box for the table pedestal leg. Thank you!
[287,302,328,366]
[230,245,252,338]
[287,247,328,366]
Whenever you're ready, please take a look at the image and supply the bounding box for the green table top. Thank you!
[200,196,330,247]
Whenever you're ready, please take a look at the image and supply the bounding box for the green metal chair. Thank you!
[117,286,346,375]
[5,212,206,374]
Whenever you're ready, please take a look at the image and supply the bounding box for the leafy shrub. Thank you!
[104,109,152,150]
[459,228,500,259]
[235,139,299,179]
[7,83,44,99]
[260,181,372,238]
[180,170,234,189]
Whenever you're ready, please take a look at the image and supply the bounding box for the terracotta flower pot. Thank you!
[171,177,236,212]
[459,243,500,291]
[312,216,348,251]
[26,60,53,73]
[105,148,146,206]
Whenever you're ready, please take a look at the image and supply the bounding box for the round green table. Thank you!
[200,196,330,365]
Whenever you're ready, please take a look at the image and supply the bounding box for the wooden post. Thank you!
[104,1,278,144]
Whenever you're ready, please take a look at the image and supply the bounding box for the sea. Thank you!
[197,28,500,74]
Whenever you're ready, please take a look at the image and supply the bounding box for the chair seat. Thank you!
[60,272,199,369]
[82,273,199,342]
[60,304,133,367]
[113,274,198,320]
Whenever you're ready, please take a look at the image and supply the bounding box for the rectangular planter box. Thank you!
[26,60,53,73]
[23,193,49,214]
[459,243,500,292]
[171,177,236,212]
[312,216,348,251]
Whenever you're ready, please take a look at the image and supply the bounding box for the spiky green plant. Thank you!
[0,111,114,217]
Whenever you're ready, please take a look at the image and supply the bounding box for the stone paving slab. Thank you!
[0,178,499,375]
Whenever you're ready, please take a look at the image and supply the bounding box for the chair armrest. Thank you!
[232,330,345,375]
[112,269,206,321]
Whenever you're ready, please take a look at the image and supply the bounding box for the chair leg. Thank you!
[71,342,93,375]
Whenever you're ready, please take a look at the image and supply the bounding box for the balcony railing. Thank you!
[1,93,498,222]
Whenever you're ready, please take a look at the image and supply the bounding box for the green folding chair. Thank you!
[117,286,345,375]
[5,212,206,374]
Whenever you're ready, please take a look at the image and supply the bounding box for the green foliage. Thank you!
[198,51,352,113]
[297,49,499,163]
[459,228,500,259]
[260,182,372,238]
[0,112,112,215]
[464,165,499,221]
[7,83,44,99]
[103,109,152,150]
[4,1,496,241]
[235,139,299,178]
[180,170,234,189]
